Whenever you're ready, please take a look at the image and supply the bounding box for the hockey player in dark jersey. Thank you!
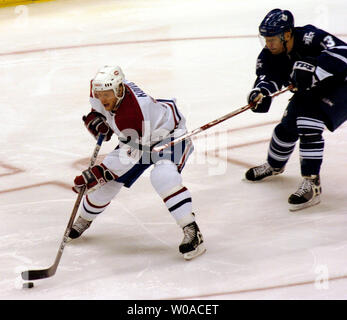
[245,9,347,211]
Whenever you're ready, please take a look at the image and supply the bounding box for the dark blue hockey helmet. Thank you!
[259,9,294,37]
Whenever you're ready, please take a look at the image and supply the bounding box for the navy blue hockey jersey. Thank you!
[253,25,347,108]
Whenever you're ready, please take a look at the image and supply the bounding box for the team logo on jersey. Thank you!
[303,32,315,45]
[114,70,119,76]
[256,59,263,70]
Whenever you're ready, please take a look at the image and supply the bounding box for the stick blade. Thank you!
[21,267,55,281]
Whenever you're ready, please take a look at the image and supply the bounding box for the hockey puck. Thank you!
[22,282,34,289]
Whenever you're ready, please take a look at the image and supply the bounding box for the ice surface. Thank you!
[0,0,346,300]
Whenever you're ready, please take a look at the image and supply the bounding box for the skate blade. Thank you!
[241,173,283,183]
[289,195,321,212]
[183,244,206,260]
[242,178,268,183]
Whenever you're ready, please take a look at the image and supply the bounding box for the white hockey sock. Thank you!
[80,195,110,221]
[163,186,195,227]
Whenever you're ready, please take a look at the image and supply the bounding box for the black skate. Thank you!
[288,175,321,211]
[69,216,92,239]
[179,222,206,260]
[245,162,284,181]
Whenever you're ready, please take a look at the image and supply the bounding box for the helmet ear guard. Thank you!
[92,65,125,99]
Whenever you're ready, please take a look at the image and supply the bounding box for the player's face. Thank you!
[264,35,285,55]
[94,90,118,111]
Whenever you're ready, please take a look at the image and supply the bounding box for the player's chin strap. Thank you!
[280,29,293,55]
[282,36,288,54]
[110,84,126,114]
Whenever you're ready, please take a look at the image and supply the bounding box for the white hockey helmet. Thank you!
[92,65,125,99]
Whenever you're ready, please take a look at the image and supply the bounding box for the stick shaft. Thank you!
[21,134,105,281]
[153,86,292,152]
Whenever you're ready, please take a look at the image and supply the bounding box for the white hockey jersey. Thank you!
[89,80,187,147]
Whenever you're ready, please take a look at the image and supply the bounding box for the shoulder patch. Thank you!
[303,32,315,45]
[256,59,263,70]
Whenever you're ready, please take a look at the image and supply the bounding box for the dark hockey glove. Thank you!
[83,111,113,141]
[247,87,272,113]
[72,164,117,193]
[290,58,317,92]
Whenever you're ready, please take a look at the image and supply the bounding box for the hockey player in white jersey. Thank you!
[70,65,206,260]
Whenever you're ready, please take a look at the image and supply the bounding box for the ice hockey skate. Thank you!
[68,216,93,239]
[288,175,321,211]
[179,222,206,260]
[245,162,284,181]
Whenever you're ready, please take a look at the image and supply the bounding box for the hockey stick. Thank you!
[21,134,105,281]
[153,85,292,152]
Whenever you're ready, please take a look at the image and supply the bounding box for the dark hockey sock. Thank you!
[297,117,325,176]
[267,125,297,169]
[299,135,324,175]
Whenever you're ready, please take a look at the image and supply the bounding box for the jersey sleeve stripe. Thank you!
[323,50,347,64]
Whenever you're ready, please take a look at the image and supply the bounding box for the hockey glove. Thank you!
[247,87,272,113]
[83,111,113,141]
[72,164,117,193]
[290,58,317,92]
